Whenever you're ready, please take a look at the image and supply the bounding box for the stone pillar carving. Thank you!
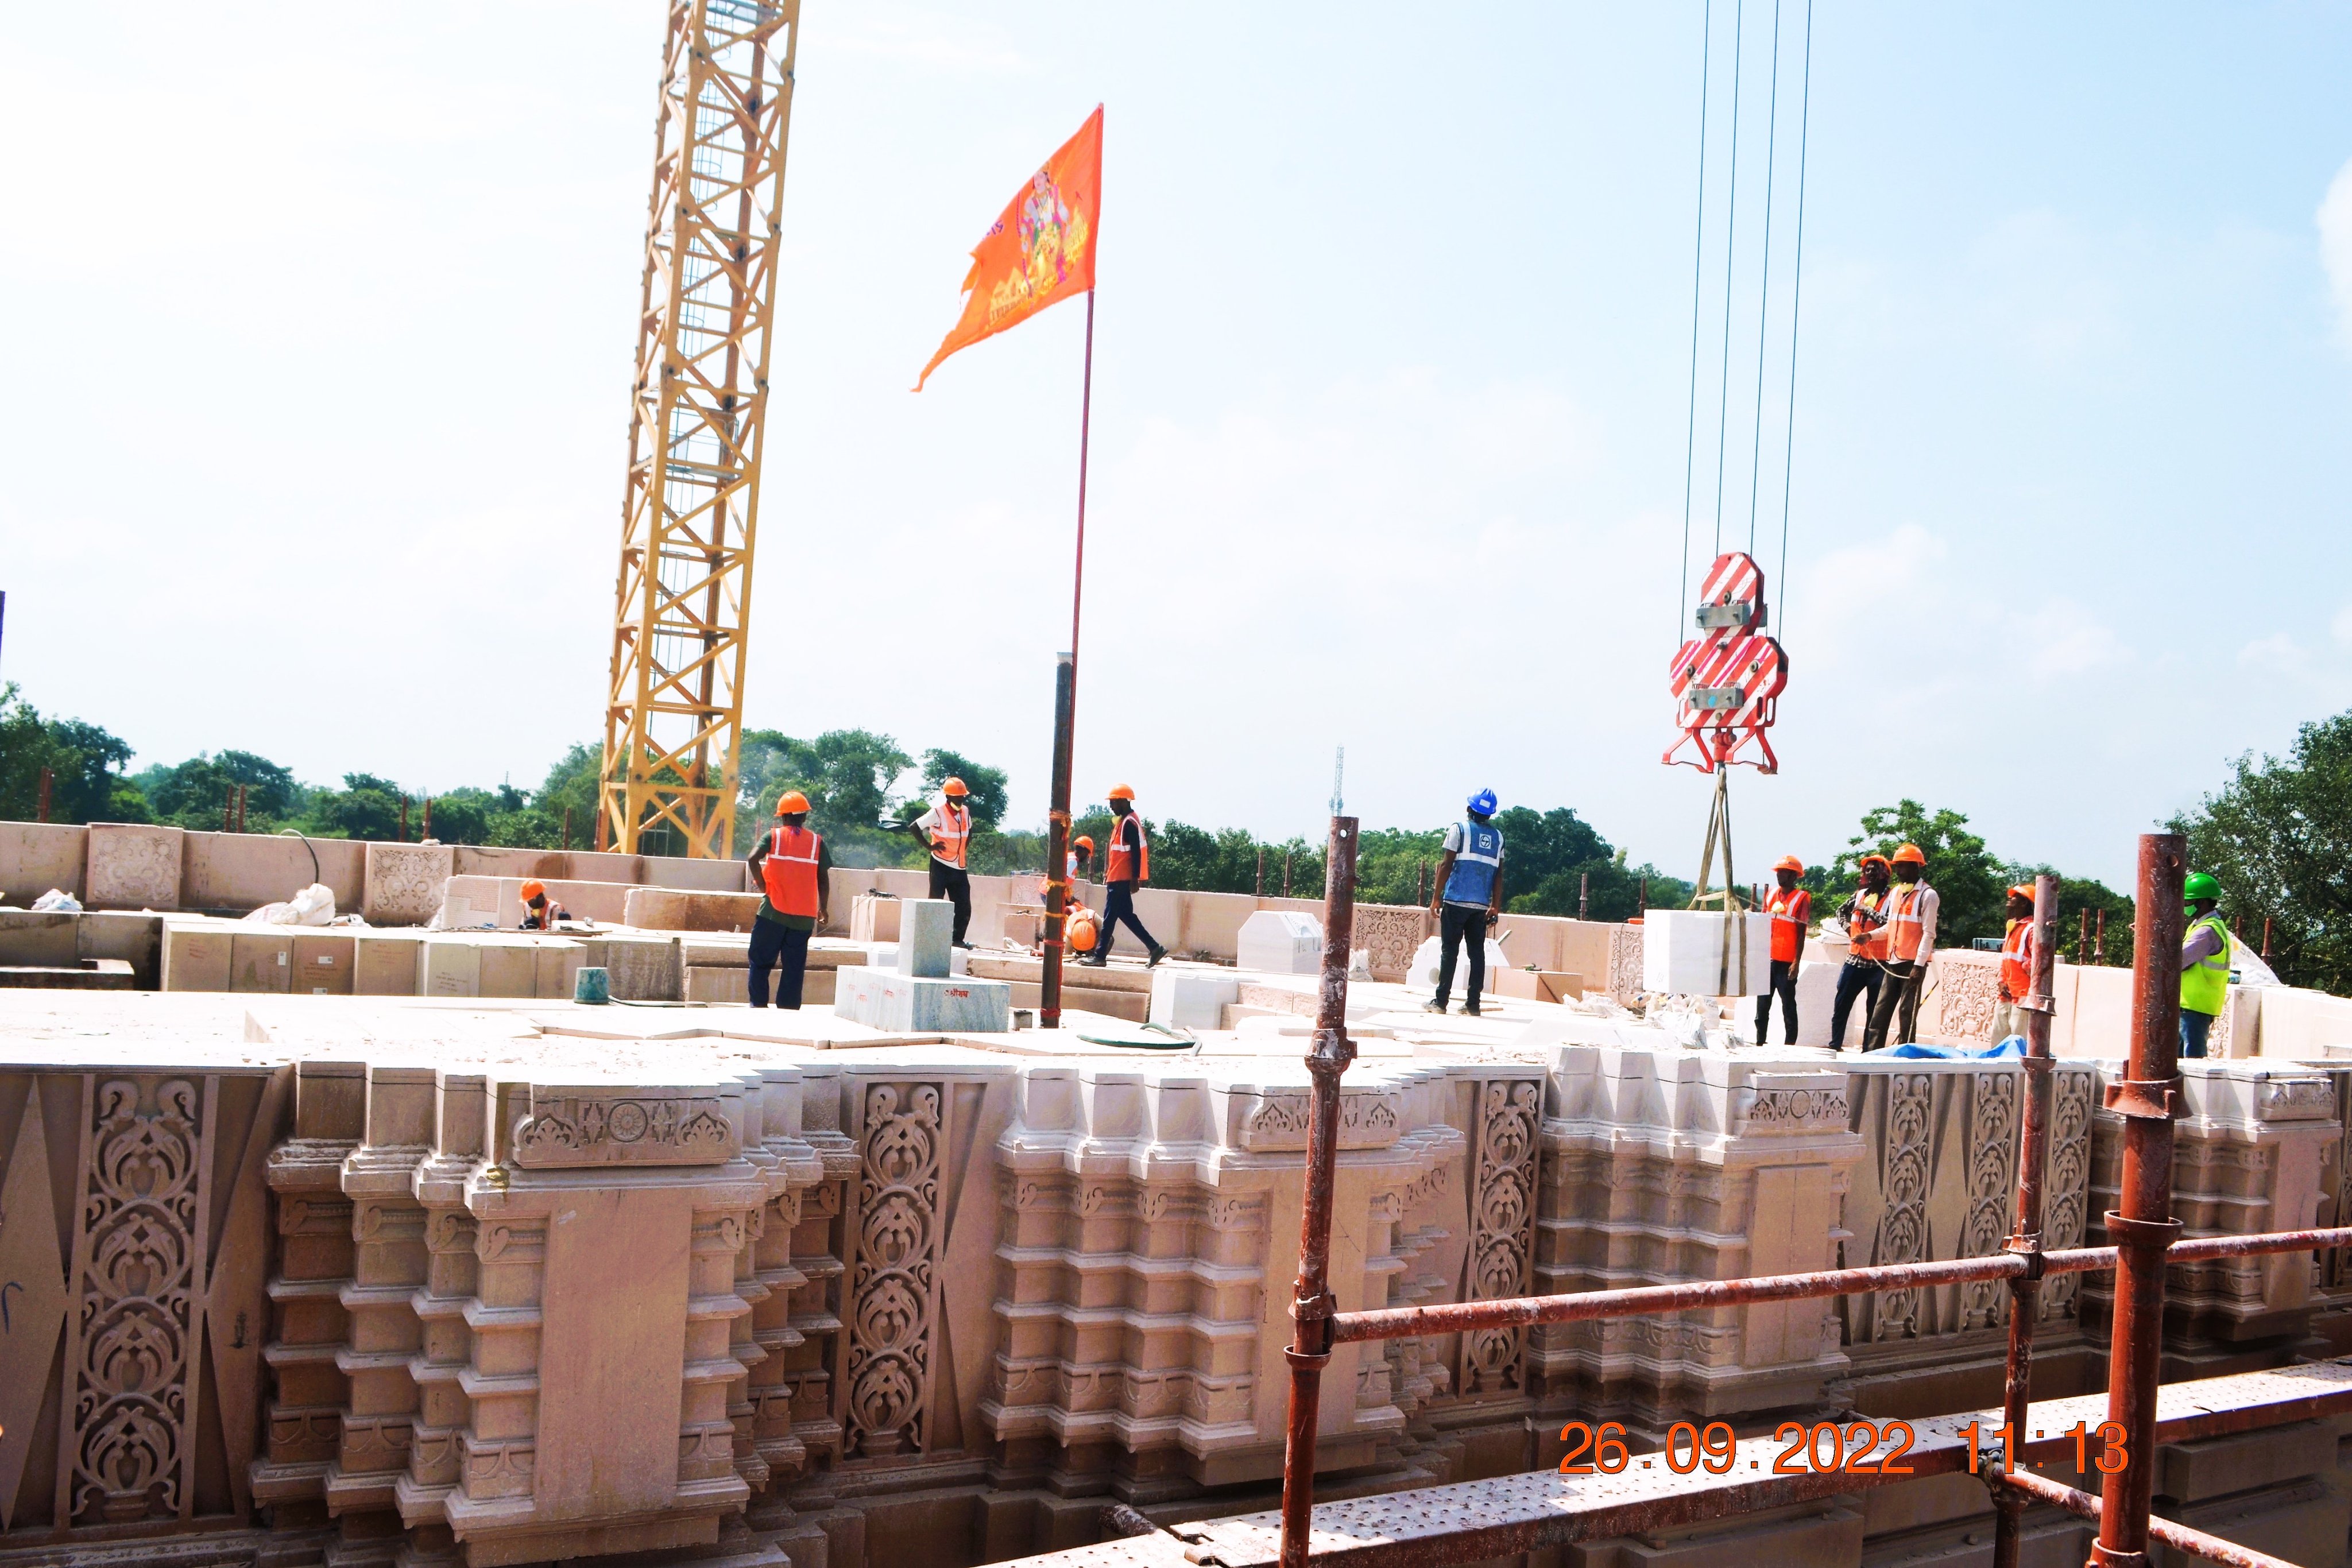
[329,1066,437,1529]
[842,1080,946,1459]
[394,1070,485,1567]
[1458,1077,1542,1397]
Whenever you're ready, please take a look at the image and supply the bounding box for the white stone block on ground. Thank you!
[849,894,902,943]
[1237,911,1322,975]
[896,900,953,978]
[1642,909,1773,997]
[834,965,1009,1031]
[1151,969,1241,1029]
[1793,959,1838,1047]
[591,933,680,1002]
[230,930,292,994]
[419,938,481,998]
[162,921,233,992]
[534,939,586,1000]
[1407,935,1512,995]
[291,934,355,996]
[475,936,539,999]
[352,932,421,996]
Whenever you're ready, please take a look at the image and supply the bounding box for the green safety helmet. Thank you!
[2183,872,2221,903]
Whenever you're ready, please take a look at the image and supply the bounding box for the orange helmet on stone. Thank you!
[1773,855,1804,875]
[1891,843,1927,866]
[1107,783,1136,801]
[775,790,810,814]
[942,777,969,797]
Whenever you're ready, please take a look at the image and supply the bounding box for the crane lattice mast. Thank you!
[601,0,799,857]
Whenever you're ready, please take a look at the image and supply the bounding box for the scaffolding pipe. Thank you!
[2095,832,2187,1567]
[1991,870,2061,1568]
[1998,1468,2299,1568]
[1278,814,1359,1568]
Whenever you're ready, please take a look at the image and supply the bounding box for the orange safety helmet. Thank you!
[1859,854,1891,873]
[775,790,811,814]
[1107,783,1136,801]
[942,777,969,797]
[2007,882,2036,903]
[1067,905,1100,951]
[1073,835,1095,851]
[1773,855,1804,874]
[1891,843,1927,866]
[519,880,546,901]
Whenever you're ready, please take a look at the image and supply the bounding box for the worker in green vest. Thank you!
[2179,872,2231,1059]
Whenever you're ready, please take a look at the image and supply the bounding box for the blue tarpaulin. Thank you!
[1872,1035,2029,1059]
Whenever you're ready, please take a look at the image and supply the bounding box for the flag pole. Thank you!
[1042,288,1096,1029]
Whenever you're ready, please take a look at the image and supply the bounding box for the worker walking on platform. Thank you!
[1828,855,1892,1051]
[2180,873,2231,1059]
[746,791,831,1009]
[1082,785,1166,966]
[898,777,976,948]
[1991,884,2037,1043]
[517,880,568,931]
[1862,843,1937,1051]
[1757,856,1810,1044]
[1426,789,1506,1016]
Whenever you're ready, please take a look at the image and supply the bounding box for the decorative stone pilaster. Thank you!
[328,1066,438,1522]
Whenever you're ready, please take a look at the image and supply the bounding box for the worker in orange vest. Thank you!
[1081,784,1167,967]
[1861,843,1939,1051]
[1756,855,1811,1044]
[898,777,976,947]
[1991,883,2037,1043]
[1828,855,1893,1052]
[1067,835,1094,908]
[517,880,568,930]
[745,791,832,1008]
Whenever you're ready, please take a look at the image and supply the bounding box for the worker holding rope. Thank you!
[1827,855,1891,1051]
[1861,843,1937,1051]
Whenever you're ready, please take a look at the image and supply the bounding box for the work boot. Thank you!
[1147,944,1168,967]
[1463,1001,1482,1017]
[1423,998,1448,1013]
[1078,953,1108,967]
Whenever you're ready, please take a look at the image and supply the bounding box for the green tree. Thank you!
[0,685,146,824]
[919,749,1008,831]
[2004,865,2136,969]
[1832,800,2007,948]
[301,773,410,841]
[2170,710,2352,993]
[533,744,603,848]
[736,729,915,865]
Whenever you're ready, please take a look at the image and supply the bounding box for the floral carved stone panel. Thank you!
[83,824,183,911]
[1460,1079,1541,1395]
[509,1091,739,1168]
[1353,906,1429,983]
[845,1082,943,1459]
[363,843,455,926]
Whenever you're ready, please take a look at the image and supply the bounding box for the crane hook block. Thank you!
[1665,551,1789,775]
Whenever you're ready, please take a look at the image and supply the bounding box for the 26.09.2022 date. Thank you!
[1558,1419,2130,1477]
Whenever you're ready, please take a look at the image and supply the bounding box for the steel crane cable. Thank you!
[1776,0,1815,642]
[1676,0,1715,651]
[1710,0,1745,558]
[1745,0,1783,557]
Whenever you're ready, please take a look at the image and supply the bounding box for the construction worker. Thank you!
[1067,835,1094,908]
[1862,843,1938,1051]
[1991,884,2037,1043]
[1082,785,1167,966]
[1828,856,1892,1051]
[1425,789,1506,1016]
[517,880,568,931]
[745,791,831,1008]
[1756,855,1810,1044]
[898,777,975,948]
[2180,872,2231,1059]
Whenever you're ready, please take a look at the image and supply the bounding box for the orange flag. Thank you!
[914,107,1103,390]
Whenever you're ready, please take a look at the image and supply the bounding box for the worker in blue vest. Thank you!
[1425,789,1506,1016]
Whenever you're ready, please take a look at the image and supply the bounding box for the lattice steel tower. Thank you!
[601,0,798,857]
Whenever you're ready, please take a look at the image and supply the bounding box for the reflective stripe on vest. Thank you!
[1106,816,1150,883]
[2001,919,2033,998]
[1847,888,1890,960]
[1767,888,1809,963]
[1442,820,1504,907]
[927,802,970,869]
[762,825,823,918]
[1886,884,1929,962]
[2180,913,2231,1016]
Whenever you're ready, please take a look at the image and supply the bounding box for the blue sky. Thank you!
[2,3,2348,887]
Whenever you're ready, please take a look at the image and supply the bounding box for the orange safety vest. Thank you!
[1766,887,1811,964]
[926,802,970,870]
[2000,918,2033,1000]
[1105,815,1150,884]
[1885,883,1931,963]
[761,824,823,918]
[1846,888,1890,961]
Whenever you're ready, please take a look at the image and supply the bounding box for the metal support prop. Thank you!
[2094,833,2186,1568]
[1041,653,1076,1028]
[1999,1469,2300,1568]
[1279,815,1360,1568]
[1991,871,2061,1568]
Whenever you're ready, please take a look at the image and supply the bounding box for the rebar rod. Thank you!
[1999,1468,2300,1568]
[1992,870,2062,1568]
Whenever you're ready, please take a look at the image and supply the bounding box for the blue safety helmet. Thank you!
[1468,788,1499,818]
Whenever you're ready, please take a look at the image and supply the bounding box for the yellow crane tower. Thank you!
[600,0,800,858]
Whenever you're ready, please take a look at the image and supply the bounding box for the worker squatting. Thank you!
[741,778,1171,1010]
[737,782,2238,1060]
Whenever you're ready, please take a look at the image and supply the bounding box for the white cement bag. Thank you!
[1407,935,1512,995]
[30,888,81,912]
[246,882,336,926]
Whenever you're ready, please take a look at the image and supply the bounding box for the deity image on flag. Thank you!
[915,106,1103,390]
[991,170,1090,327]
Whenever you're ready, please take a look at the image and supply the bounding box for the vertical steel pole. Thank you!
[1279,815,1359,1568]
[423,796,434,841]
[400,796,410,843]
[2079,907,2091,966]
[1284,850,1294,899]
[1258,847,1267,899]
[1580,871,1589,921]
[1043,653,1076,1028]
[1991,872,2062,1568]
[2094,834,2185,1568]
[2095,907,2107,965]
[35,767,51,824]
[563,806,573,851]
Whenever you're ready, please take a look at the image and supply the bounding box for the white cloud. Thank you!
[2238,632,2309,677]
[2322,156,2352,348]
[2331,603,2352,648]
